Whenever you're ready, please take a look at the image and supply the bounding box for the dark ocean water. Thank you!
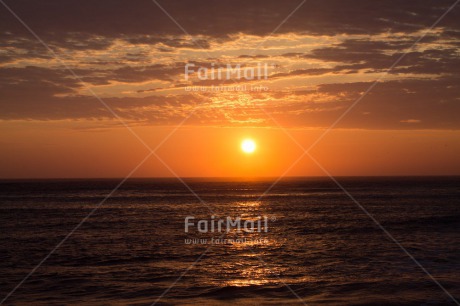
[0,177,459,305]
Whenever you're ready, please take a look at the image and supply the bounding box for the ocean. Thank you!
[0,177,459,305]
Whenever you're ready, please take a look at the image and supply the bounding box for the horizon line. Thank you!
[1,174,460,181]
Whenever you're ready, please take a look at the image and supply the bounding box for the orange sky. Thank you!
[1,120,459,178]
[1,1,459,178]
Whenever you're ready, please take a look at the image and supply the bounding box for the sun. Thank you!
[241,139,256,154]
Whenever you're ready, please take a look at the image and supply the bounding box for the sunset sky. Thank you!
[1,0,459,178]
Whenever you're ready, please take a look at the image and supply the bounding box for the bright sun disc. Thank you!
[241,139,256,153]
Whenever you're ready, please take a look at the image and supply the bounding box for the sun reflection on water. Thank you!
[234,200,261,207]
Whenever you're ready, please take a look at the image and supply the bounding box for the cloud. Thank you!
[305,38,459,75]
[0,0,459,130]
[288,78,460,129]
[2,0,458,39]
[1,72,459,130]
